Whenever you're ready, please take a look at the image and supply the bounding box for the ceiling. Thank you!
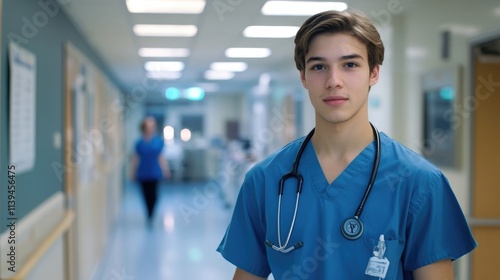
[60,0,400,105]
[61,0,500,105]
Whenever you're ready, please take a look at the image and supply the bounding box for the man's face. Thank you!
[300,33,379,125]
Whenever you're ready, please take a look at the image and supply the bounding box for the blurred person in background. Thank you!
[131,116,170,225]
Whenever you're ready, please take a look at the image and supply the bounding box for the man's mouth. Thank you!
[323,96,348,106]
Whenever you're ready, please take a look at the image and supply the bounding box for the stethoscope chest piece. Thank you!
[341,217,364,240]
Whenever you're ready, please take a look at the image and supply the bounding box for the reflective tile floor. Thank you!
[95,182,237,280]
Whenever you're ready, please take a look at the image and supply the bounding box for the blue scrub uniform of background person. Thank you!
[217,132,477,279]
[135,135,164,221]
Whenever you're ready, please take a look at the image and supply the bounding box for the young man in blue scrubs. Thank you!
[218,10,476,279]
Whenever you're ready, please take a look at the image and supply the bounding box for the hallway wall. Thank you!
[391,2,500,278]
[0,1,124,279]
[395,1,499,214]
[0,0,121,227]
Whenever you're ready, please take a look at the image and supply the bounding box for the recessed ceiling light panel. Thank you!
[139,48,191,57]
[127,0,206,14]
[147,71,182,80]
[261,1,348,16]
[210,62,248,72]
[133,25,197,37]
[243,26,300,38]
[225,48,271,58]
[145,61,185,72]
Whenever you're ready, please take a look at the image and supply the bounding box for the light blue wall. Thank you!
[0,0,123,229]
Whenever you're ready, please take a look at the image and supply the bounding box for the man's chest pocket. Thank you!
[362,236,401,280]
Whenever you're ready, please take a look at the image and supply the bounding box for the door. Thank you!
[471,49,500,279]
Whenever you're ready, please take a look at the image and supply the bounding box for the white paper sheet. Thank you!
[9,42,36,174]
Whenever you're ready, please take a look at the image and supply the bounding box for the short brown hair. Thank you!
[294,10,384,72]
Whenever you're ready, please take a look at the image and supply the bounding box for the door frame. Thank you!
[468,28,500,220]
[0,1,3,259]
[468,29,500,280]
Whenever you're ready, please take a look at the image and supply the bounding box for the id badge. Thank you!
[365,234,390,279]
[365,256,390,278]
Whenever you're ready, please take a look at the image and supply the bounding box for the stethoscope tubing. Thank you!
[271,129,314,252]
[267,123,381,252]
[354,123,381,218]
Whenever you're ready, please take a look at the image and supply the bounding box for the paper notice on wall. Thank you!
[9,42,36,174]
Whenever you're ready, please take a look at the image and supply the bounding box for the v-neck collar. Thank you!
[302,138,376,200]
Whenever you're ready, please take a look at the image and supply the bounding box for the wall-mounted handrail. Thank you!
[469,217,500,227]
[1,210,75,280]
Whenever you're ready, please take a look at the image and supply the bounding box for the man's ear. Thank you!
[369,65,380,86]
[300,70,307,89]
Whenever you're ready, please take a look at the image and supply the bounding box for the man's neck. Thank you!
[311,116,374,160]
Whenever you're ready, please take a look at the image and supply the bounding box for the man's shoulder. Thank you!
[380,132,442,180]
[248,137,306,175]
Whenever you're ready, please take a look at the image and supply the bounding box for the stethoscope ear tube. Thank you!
[265,240,304,253]
[353,123,381,219]
[278,172,304,195]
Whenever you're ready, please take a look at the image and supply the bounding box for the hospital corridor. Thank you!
[1,0,500,280]
[94,182,236,280]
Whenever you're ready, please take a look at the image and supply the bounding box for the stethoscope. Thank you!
[265,123,381,253]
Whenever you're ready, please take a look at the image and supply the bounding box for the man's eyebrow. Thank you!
[305,54,364,64]
[305,56,326,64]
[340,54,364,61]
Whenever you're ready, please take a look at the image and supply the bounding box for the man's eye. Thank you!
[345,62,357,68]
[311,65,325,70]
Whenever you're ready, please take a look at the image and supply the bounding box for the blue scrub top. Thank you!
[135,135,164,182]
[217,133,477,279]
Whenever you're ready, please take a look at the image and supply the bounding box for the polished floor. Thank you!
[95,181,238,280]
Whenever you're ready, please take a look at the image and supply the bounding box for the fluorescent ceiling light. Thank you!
[204,70,235,80]
[243,26,299,38]
[146,71,182,80]
[133,24,197,37]
[139,48,191,57]
[210,62,248,72]
[145,61,185,72]
[126,0,206,14]
[261,1,348,16]
[225,48,271,58]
